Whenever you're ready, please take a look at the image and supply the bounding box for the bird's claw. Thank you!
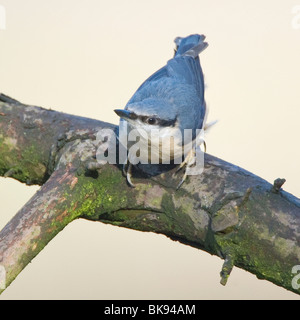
[123,162,136,188]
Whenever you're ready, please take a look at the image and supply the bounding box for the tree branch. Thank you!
[0,166,80,289]
[1,94,300,295]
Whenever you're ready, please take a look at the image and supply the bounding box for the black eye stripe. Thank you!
[129,112,138,120]
[139,116,152,123]
[158,118,177,127]
[138,115,177,127]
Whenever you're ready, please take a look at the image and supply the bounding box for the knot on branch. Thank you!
[211,188,252,234]
[271,178,286,193]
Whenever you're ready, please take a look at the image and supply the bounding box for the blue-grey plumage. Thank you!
[123,34,207,137]
[114,34,209,188]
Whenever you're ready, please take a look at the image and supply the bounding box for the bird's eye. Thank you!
[146,117,157,125]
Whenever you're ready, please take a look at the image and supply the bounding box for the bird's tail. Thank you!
[174,34,208,58]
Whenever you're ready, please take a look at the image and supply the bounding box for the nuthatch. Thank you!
[114,34,211,188]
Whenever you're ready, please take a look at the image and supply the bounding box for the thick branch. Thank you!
[0,166,81,291]
[1,95,300,295]
[0,94,114,184]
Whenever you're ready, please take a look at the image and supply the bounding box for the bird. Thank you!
[114,34,211,188]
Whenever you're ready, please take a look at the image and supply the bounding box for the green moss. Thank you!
[160,193,198,241]
[51,165,129,230]
[0,135,46,183]
[212,194,299,292]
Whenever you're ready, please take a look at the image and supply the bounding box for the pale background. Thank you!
[0,0,300,299]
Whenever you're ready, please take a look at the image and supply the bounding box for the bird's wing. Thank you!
[167,55,205,105]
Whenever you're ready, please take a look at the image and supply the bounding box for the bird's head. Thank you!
[114,99,178,134]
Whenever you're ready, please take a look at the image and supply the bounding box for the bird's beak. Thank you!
[114,109,137,120]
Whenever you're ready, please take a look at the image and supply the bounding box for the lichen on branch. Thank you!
[1,94,300,296]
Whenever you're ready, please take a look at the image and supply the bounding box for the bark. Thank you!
[0,93,300,295]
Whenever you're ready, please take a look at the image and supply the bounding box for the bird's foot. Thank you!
[123,162,136,188]
[174,149,197,189]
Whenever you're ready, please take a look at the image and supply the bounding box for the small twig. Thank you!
[220,254,234,286]
[272,178,286,193]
